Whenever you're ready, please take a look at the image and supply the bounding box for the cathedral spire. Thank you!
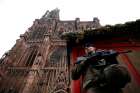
[41,8,60,20]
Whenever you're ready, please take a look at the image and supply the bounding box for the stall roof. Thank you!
[61,19,140,46]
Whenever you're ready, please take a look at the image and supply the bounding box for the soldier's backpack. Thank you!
[103,64,131,88]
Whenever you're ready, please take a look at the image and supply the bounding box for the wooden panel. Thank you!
[70,47,85,93]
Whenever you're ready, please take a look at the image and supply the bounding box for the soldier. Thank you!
[71,44,131,93]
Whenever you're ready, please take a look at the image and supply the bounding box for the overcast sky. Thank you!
[0,0,140,57]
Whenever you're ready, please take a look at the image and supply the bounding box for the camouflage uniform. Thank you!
[71,50,131,93]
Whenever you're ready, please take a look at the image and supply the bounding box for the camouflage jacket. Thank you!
[71,50,119,89]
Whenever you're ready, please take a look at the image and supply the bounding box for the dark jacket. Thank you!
[71,50,119,89]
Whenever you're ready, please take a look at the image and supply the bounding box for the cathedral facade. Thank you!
[0,8,101,93]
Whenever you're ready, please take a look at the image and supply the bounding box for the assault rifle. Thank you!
[75,50,132,65]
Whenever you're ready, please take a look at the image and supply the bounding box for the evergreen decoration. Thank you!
[61,19,140,44]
